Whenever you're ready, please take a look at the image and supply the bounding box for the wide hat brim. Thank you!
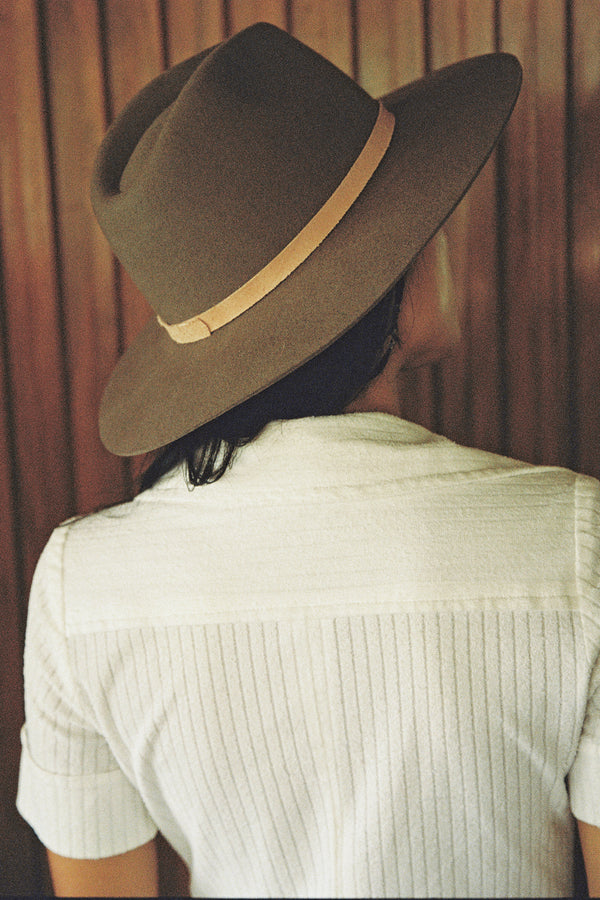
[99,43,521,456]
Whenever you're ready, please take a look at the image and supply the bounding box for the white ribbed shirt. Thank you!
[17,413,600,897]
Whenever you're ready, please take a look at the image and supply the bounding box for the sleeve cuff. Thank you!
[569,736,600,827]
[16,728,157,858]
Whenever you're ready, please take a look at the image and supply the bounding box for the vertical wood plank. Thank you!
[0,264,38,894]
[164,0,226,64]
[228,0,287,33]
[428,0,502,452]
[0,1,76,887]
[42,0,127,511]
[0,0,74,574]
[498,0,570,466]
[0,315,21,718]
[290,0,354,74]
[356,0,425,94]
[0,575,34,894]
[104,0,165,113]
[355,0,436,430]
[102,0,164,348]
[1,2,598,896]
[572,0,600,479]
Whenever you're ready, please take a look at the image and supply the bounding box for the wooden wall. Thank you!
[1,1,598,893]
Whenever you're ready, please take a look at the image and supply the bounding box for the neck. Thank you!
[344,350,404,417]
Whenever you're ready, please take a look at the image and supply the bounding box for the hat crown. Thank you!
[93,23,378,323]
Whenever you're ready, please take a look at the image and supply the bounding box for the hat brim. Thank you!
[100,52,521,456]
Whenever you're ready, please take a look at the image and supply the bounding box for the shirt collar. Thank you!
[150,412,446,496]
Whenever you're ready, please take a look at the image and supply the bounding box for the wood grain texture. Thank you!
[290,0,354,75]
[356,0,425,95]
[0,220,38,897]
[0,6,69,885]
[0,13,37,862]
[102,0,164,348]
[42,0,127,512]
[228,0,287,33]
[498,0,570,466]
[429,0,501,451]
[0,0,74,574]
[572,0,600,478]
[164,0,226,64]
[1,2,599,893]
[355,0,436,430]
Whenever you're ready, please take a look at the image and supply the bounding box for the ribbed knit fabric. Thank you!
[16,413,600,897]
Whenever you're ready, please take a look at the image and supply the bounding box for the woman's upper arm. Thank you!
[578,819,600,897]
[46,837,159,897]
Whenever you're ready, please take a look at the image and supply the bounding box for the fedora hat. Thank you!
[92,22,521,456]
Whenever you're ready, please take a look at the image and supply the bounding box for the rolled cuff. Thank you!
[569,736,600,827]
[16,727,157,858]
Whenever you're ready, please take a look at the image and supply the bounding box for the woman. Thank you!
[16,23,600,897]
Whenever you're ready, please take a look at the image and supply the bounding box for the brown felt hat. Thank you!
[92,22,521,456]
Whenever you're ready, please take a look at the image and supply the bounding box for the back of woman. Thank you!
[19,412,600,896]
[16,22,600,898]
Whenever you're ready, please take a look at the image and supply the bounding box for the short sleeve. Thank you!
[16,525,157,858]
[568,476,600,826]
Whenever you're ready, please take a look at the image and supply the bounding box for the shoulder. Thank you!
[56,467,188,560]
[573,472,600,596]
[437,441,596,538]
[39,473,200,635]
[410,432,586,507]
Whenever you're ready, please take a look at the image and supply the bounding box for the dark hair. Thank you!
[139,278,404,491]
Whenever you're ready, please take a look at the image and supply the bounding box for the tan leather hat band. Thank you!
[157,102,395,344]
